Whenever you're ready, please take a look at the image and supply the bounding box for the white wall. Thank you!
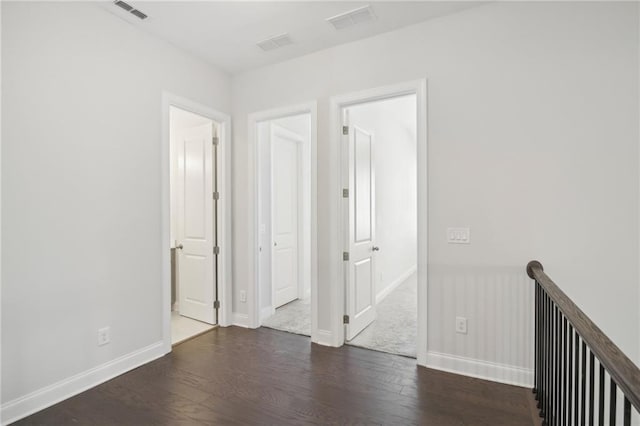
[348,95,418,299]
[231,0,640,380]
[1,2,230,421]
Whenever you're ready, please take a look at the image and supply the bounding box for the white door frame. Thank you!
[161,92,232,354]
[270,124,305,310]
[247,101,318,339]
[329,80,428,365]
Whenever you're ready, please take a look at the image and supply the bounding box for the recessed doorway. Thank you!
[258,114,312,335]
[162,93,232,350]
[329,80,427,364]
[341,94,418,358]
[248,102,318,340]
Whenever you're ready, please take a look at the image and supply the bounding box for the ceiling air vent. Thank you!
[257,33,293,52]
[113,1,148,21]
[114,0,133,12]
[130,9,148,20]
[326,5,375,30]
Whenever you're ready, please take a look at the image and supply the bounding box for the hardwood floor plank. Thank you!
[14,327,537,426]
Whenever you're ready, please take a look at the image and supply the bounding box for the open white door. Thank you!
[271,124,302,308]
[345,123,377,340]
[176,122,216,325]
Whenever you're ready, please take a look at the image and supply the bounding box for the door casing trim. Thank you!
[247,101,319,341]
[161,92,232,355]
[329,79,428,365]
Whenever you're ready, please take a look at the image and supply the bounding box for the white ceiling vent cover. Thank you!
[326,5,376,30]
[257,33,293,52]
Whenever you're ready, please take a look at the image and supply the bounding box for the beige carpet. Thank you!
[262,273,417,358]
[262,297,311,336]
[347,273,417,358]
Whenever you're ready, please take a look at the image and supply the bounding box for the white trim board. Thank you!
[1,341,165,425]
[376,265,417,305]
[313,329,336,347]
[161,92,233,356]
[232,313,250,328]
[426,351,534,388]
[329,79,428,362]
[247,101,319,343]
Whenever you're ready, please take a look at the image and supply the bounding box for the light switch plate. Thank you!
[447,227,470,244]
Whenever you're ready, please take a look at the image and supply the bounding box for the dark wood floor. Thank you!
[16,327,539,425]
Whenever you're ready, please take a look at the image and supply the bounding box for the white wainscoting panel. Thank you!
[427,264,534,387]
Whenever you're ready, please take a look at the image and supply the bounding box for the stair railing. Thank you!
[528,260,640,426]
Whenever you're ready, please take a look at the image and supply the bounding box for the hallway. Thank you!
[16,327,538,425]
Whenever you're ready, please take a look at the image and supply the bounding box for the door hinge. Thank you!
[343,252,349,261]
[212,136,219,146]
[213,246,220,255]
[342,188,349,198]
[343,315,350,324]
[342,125,349,135]
[213,191,220,200]
[214,300,220,309]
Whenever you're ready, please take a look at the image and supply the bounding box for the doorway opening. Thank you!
[256,112,313,336]
[168,106,218,345]
[341,94,418,358]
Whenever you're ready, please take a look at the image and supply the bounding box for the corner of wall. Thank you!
[231,312,251,328]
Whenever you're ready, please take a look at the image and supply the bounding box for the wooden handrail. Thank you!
[527,260,640,412]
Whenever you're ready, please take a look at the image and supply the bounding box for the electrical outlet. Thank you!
[240,290,247,302]
[97,327,111,346]
[455,317,468,334]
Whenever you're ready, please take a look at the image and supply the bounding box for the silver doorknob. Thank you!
[274,242,277,247]
[372,246,380,251]
[176,244,184,250]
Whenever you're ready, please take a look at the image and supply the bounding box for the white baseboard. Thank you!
[232,312,250,328]
[376,265,417,304]
[425,351,533,388]
[312,329,335,347]
[259,306,275,323]
[1,341,165,425]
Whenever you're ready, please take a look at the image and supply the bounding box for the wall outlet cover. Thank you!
[97,327,111,346]
[455,317,468,334]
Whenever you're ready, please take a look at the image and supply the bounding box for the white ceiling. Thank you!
[98,1,480,74]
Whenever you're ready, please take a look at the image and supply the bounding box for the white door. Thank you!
[271,124,302,308]
[176,122,216,325]
[346,124,377,340]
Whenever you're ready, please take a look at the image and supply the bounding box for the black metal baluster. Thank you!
[538,284,543,407]
[545,294,551,426]
[588,351,594,426]
[548,303,557,425]
[598,365,604,426]
[568,325,574,425]
[543,293,548,423]
[534,282,538,396]
[623,397,631,426]
[540,291,545,418]
[563,317,568,426]
[574,332,579,425]
[555,307,561,426]
[610,380,617,425]
[580,340,586,426]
